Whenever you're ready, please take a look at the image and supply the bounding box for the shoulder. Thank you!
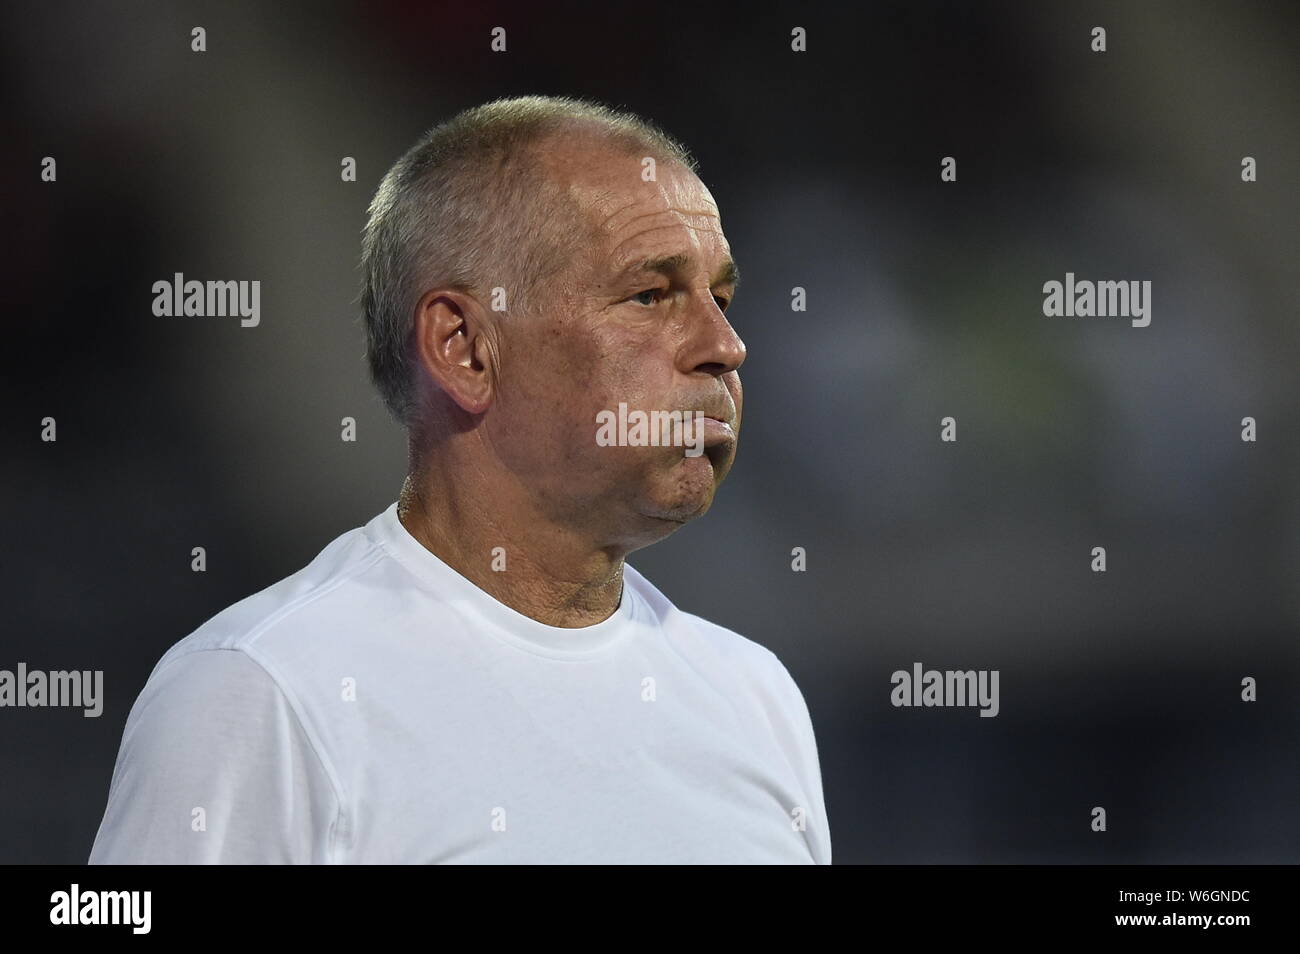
[91,647,343,864]
[622,562,796,690]
[621,563,825,837]
[119,648,292,747]
[153,520,386,677]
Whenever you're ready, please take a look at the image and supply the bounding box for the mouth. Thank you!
[699,416,736,445]
[681,414,736,462]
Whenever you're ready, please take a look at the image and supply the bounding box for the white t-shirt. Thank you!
[88,502,831,864]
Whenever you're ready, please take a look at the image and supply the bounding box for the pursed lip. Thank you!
[697,414,736,446]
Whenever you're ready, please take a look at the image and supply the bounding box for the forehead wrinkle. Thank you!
[603,203,719,232]
[605,204,723,250]
[607,218,726,268]
[587,184,719,231]
[585,192,640,234]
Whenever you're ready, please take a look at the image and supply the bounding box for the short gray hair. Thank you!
[360,94,699,428]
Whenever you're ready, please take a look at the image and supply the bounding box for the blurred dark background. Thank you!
[3,0,1297,863]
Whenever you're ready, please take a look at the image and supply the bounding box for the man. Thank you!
[89,95,831,864]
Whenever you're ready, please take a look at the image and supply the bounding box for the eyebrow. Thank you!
[619,254,741,290]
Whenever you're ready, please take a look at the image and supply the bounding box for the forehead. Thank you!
[537,139,726,274]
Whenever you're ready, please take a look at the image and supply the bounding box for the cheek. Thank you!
[508,320,682,467]
[573,330,673,417]
[505,336,615,455]
[604,332,680,403]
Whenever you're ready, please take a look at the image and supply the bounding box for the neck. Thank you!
[395,462,627,630]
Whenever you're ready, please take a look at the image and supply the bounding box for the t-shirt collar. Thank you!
[366,501,639,658]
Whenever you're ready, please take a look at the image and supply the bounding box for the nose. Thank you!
[681,291,746,377]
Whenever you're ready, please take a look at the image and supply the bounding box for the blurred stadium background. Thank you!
[3,0,1297,863]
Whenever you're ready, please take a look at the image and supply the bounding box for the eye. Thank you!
[629,288,665,307]
[713,294,731,312]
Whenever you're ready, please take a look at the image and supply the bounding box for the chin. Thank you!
[637,457,721,523]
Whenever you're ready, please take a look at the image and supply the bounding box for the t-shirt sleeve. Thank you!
[763,651,832,865]
[88,648,342,864]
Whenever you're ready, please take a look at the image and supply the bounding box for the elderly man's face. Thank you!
[488,142,745,546]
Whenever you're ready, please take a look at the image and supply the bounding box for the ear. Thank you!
[411,289,497,416]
